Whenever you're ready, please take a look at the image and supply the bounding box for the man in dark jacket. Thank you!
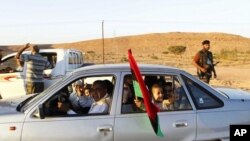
[192,40,217,84]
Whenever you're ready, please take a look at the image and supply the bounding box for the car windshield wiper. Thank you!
[16,94,37,112]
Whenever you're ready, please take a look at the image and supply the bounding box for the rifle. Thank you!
[213,61,220,66]
[197,61,220,79]
[210,61,220,78]
[211,61,220,71]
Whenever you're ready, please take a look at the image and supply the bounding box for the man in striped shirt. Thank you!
[16,43,50,94]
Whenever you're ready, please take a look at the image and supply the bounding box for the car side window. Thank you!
[40,75,115,117]
[0,53,56,74]
[40,53,57,69]
[0,56,20,73]
[121,74,192,114]
[181,75,223,109]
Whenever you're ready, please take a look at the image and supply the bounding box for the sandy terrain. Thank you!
[184,66,250,91]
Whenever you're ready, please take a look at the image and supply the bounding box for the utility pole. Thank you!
[113,30,118,63]
[102,20,105,64]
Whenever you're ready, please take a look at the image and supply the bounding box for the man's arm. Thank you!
[45,60,52,69]
[15,43,30,59]
[15,43,30,69]
[134,98,145,111]
[192,53,206,73]
[78,95,94,108]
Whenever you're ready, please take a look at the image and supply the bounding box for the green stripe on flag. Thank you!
[156,116,164,137]
[133,80,143,98]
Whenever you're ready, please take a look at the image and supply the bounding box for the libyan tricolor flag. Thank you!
[128,49,164,137]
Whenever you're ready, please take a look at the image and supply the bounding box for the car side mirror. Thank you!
[38,104,45,119]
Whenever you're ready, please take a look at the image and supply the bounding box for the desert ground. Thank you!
[184,66,250,91]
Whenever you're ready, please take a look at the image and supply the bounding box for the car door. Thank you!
[181,74,227,140]
[21,74,119,141]
[114,72,197,141]
[22,115,114,141]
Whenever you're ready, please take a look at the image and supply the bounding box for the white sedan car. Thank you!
[0,64,250,141]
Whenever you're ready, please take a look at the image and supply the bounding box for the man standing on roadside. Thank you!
[15,43,50,94]
[192,40,217,84]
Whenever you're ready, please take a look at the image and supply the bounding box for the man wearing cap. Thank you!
[192,40,217,84]
[68,80,93,113]
[15,43,51,94]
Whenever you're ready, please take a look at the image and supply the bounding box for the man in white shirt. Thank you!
[88,80,110,114]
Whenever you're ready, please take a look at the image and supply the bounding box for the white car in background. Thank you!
[0,49,84,99]
[0,64,250,141]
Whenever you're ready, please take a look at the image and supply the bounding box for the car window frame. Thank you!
[26,72,120,119]
[180,74,224,110]
[22,72,73,113]
[118,71,194,115]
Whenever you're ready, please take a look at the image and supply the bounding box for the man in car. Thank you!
[88,80,111,114]
[68,80,92,113]
[134,84,175,111]
[58,80,111,114]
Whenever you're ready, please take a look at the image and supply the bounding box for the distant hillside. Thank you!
[1,32,250,66]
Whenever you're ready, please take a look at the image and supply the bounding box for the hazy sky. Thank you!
[0,0,250,45]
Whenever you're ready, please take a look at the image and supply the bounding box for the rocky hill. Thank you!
[1,32,250,66]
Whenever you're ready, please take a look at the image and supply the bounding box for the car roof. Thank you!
[2,48,81,60]
[74,63,183,74]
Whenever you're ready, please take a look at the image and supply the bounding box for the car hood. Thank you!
[0,95,32,115]
[216,87,250,100]
[0,101,18,115]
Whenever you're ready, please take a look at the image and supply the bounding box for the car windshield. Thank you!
[16,94,39,112]
[20,92,45,112]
